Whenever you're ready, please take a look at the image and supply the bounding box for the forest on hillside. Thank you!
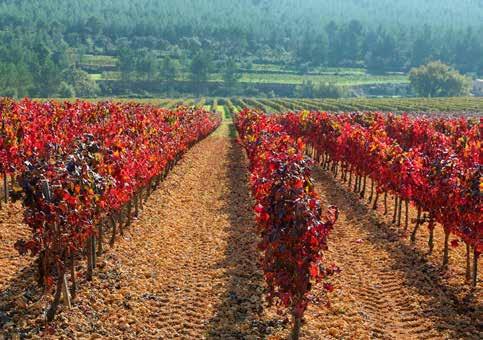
[0,3,482,338]
[0,0,482,97]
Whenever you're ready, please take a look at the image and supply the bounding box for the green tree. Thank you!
[295,80,315,98]
[311,34,329,66]
[295,80,347,98]
[409,61,471,97]
[297,32,328,66]
[160,56,178,94]
[62,66,100,97]
[161,57,178,81]
[35,58,63,97]
[315,82,348,98]
[0,62,33,98]
[135,50,158,80]
[85,16,103,36]
[190,52,211,94]
[411,25,433,67]
[341,20,364,64]
[137,51,158,80]
[119,47,137,80]
[325,21,340,66]
[222,58,241,94]
[57,81,76,98]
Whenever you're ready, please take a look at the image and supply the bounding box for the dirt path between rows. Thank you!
[299,168,481,339]
[0,119,480,339]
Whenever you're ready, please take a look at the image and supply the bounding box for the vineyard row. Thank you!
[276,109,481,285]
[0,98,221,320]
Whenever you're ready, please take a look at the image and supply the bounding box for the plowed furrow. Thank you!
[306,167,479,339]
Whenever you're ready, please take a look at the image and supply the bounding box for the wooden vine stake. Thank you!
[465,243,471,282]
[46,267,65,322]
[442,229,450,269]
[404,199,409,231]
[392,195,398,223]
[126,201,132,227]
[360,176,366,199]
[372,191,379,210]
[291,314,301,340]
[410,206,422,243]
[145,180,151,202]
[118,209,124,236]
[383,192,388,215]
[428,216,435,254]
[86,237,93,281]
[472,248,478,287]
[368,179,374,203]
[39,250,48,286]
[397,197,403,226]
[134,193,139,218]
[62,274,72,308]
[70,253,77,299]
[3,170,7,204]
[109,214,117,247]
[97,223,103,256]
[139,189,144,211]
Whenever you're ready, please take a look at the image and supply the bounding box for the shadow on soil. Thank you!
[312,167,481,339]
[0,262,45,337]
[206,136,285,339]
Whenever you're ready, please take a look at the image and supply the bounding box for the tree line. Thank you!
[0,0,481,97]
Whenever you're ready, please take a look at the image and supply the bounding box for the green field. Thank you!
[232,73,408,86]
[88,71,408,86]
[80,54,118,67]
[84,55,408,87]
[240,64,367,75]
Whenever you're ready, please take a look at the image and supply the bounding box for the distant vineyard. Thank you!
[39,96,483,116]
[131,97,483,118]
[238,97,483,115]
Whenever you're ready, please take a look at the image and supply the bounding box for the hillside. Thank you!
[2,0,482,32]
[0,0,482,97]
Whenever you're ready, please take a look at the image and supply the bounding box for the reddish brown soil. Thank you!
[0,123,481,339]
